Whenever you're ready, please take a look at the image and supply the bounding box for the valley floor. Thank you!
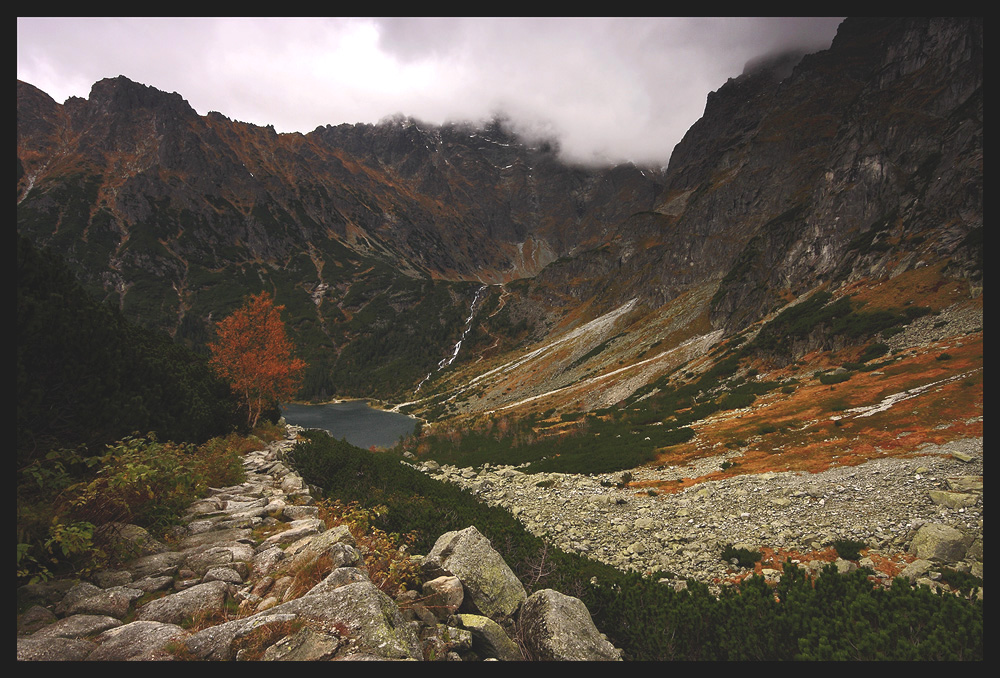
[420,436,983,590]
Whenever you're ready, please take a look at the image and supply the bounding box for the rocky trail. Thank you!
[17,428,622,661]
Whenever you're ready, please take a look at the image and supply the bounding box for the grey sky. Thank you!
[17,17,845,166]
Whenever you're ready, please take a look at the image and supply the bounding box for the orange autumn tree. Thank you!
[208,292,306,429]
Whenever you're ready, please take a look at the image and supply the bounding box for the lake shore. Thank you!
[281,401,421,450]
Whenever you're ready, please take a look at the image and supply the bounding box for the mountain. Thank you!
[16,17,982,417]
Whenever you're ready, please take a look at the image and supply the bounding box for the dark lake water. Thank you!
[281,401,419,450]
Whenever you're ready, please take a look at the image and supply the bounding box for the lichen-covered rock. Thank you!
[137,580,230,625]
[259,626,341,661]
[184,543,255,576]
[453,613,522,661]
[87,620,189,661]
[421,575,464,620]
[305,567,370,597]
[928,490,979,509]
[64,585,144,619]
[268,581,421,660]
[284,524,356,572]
[183,581,421,660]
[909,523,971,563]
[17,636,96,661]
[95,523,168,558]
[29,614,121,640]
[518,589,622,661]
[16,605,57,636]
[423,526,526,620]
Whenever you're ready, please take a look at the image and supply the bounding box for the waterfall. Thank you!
[415,284,488,393]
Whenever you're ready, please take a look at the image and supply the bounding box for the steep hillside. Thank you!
[397,17,982,418]
[16,17,982,409]
[16,77,663,400]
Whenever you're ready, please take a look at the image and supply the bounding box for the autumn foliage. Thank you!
[208,292,306,428]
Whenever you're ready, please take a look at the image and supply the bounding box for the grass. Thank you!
[17,424,276,585]
[644,332,981,491]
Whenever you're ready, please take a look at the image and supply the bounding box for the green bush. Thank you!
[17,432,248,583]
[819,371,852,385]
[286,431,983,661]
[939,568,983,597]
[65,436,215,531]
[831,538,867,561]
[859,342,890,362]
[721,543,763,568]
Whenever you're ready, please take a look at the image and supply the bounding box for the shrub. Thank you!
[17,431,250,583]
[720,543,762,569]
[64,436,207,532]
[831,538,867,561]
[939,568,983,597]
[196,434,250,488]
[819,371,852,385]
[859,342,890,362]
[719,391,756,410]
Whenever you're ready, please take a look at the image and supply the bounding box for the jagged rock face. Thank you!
[475,18,982,336]
[17,78,662,286]
[698,17,982,331]
[15,18,983,399]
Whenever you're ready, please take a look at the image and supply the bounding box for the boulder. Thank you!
[284,524,356,572]
[259,626,341,661]
[421,575,464,620]
[17,636,96,661]
[56,585,143,623]
[453,613,521,661]
[95,522,168,558]
[17,605,58,636]
[928,490,978,509]
[305,567,370,597]
[518,589,622,661]
[423,526,526,620]
[87,620,189,661]
[183,581,421,660]
[909,523,971,563]
[137,580,230,625]
[29,614,121,640]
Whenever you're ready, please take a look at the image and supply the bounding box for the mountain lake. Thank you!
[281,400,420,450]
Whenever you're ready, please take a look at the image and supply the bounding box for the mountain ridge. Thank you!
[16,17,982,411]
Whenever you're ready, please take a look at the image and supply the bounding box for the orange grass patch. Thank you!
[839,262,976,313]
[713,546,915,588]
[648,331,981,489]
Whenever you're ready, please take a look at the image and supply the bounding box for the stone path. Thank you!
[17,426,621,661]
[17,428,328,659]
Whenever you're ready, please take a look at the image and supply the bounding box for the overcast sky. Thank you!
[17,17,845,166]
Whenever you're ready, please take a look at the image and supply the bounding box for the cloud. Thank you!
[17,17,844,166]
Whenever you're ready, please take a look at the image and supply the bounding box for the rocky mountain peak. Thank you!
[15,18,982,403]
[740,48,809,81]
[87,75,195,118]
